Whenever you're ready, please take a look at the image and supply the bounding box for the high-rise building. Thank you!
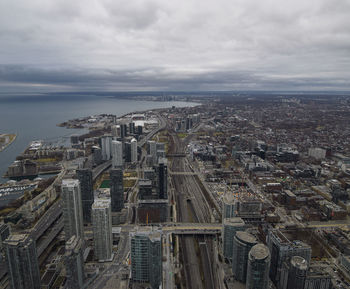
[156,158,167,199]
[267,229,311,286]
[223,191,236,218]
[130,227,162,289]
[222,218,246,260]
[280,256,308,289]
[124,142,131,163]
[148,141,157,164]
[4,234,41,289]
[110,168,124,212]
[101,135,112,160]
[112,140,123,168]
[131,138,138,163]
[246,244,271,289]
[65,235,85,289]
[112,125,121,137]
[91,146,102,166]
[129,122,135,134]
[0,223,10,250]
[77,169,93,223]
[92,198,113,261]
[232,231,257,282]
[121,124,127,138]
[304,265,332,289]
[61,179,84,240]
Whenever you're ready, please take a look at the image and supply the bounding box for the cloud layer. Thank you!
[0,0,350,91]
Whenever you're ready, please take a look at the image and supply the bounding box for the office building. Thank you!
[110,168,124,212]
[280,256,308,289]
[101,135,112,160]
[124,141,131,163]
[232,231,257,282]
[120,124,127,138]
[92,198,113,261]
[112,125,121,137]
[65,235,85,289]
[130,227,162,289]
[61,179,84,240]
[156,158,168,199]
[138,179,153,200]
[137,199,168,223]
[222,217,246,260]
[246,244,270,289]
[77,169,94,223]
[223,192,236,218]
[131,138,138,163]
[304,265,332,289]
[129,122,135,134]
[112,140,123,168]
[223,191,263,224]
[0,223,10,250]
[4,234,41,289]
[91,146,102,166]
[267,229,311,286]
[148,141,157,164]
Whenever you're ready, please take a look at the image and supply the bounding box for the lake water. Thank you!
[0,94,198,183]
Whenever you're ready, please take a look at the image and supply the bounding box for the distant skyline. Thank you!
[1,0,350,92]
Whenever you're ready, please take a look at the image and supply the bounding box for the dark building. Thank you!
[65,235,85,289]
[124,142,131,163]
[138,179,153,200]
[136,125,143,135]
[4,234,41,289]
[129,122,135,134]
[267,229,311,287]
[137,199,168,223]
[232,231,257,282]
[91,146,102,166]
[120,124,127,138]
[110,168,124,212]
[156,159,167,199]
[0,223,10,250]
[280,256,308,289]
[77,169,94,223]
[246,244,270,289]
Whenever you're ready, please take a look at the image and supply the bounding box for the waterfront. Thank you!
[0,94,198,182]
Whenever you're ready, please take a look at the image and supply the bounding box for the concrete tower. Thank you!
[112,140,123,168]
[61,179,84,241]
[65,235,85,289]
[76,168,94,223]
[4,234,41,289]
[232,231,257,282]
[246,244,271,289]
[110,168,124,212]
[92,198,113,261]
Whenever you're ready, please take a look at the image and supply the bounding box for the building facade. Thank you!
[130,227,162,289]
[246,244,271,289]
[110,168,124,212]
[222,217,245,260]
[65,235,85,289]
[61,179,84,240]
[232,231,257,282]
[92,198,113,262]
[4,234,41,289]
[77,168,94,223]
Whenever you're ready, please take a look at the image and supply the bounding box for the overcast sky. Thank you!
[0,0,350,92]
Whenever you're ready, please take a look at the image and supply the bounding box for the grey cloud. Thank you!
[0,0,349,91]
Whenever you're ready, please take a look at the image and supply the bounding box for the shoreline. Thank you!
[0,134,17,152]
